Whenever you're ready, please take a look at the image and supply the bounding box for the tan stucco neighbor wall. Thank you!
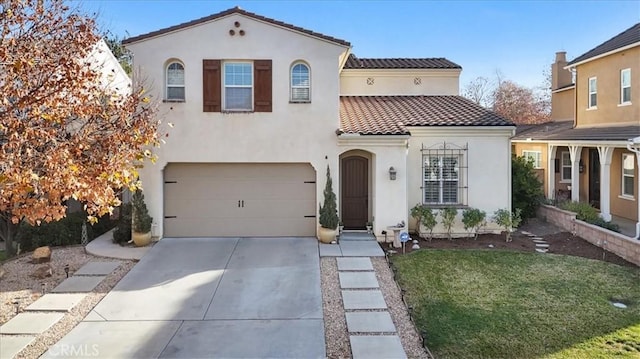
[512,142,548,197]
[610,148,638,221]
[575,47,640,128]
[551,88,575,122]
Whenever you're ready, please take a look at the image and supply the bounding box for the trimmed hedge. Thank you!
[17,212,116,252]
[558,201,620,233]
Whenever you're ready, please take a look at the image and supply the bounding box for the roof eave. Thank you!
[565,42,640,68]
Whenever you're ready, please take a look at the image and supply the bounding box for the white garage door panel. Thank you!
[164,163,316,237]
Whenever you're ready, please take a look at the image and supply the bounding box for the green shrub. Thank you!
[558,201,620,233]
[440,207,457,240]
[462,208,487,240]
[411,204,437,239]
[319,165,339,230]
[558,201,600,223]
[493,208,522,242]
[132,190,153,233]
[113,203,132,245]
[512,155,544,219]
[17,212,89,252]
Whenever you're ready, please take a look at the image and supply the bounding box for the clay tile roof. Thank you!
[123,7,350,46]
[568,23,640,66]
[339,96,513,135]
[344,54,461,69]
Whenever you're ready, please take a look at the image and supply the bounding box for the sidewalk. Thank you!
[86,230,151,260]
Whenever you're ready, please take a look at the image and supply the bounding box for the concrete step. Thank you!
[339,231,376,241]
[350,335,407,359]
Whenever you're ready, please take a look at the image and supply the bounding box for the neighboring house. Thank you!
[513,23,640,223]
[123,7,514,240]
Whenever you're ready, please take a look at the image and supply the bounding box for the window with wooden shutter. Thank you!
[254,60,272,112]
[203,60,221,112]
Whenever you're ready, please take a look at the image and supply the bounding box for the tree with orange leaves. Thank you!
[0,0,163,256]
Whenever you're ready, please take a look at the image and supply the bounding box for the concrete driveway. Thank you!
[43,237,325,358]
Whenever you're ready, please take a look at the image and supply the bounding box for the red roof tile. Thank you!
[123,7,350,46]
[339,96,513,135]
[344,54,461,69]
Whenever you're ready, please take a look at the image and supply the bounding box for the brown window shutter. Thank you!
[202,60,221,112]
[254,60,272,112]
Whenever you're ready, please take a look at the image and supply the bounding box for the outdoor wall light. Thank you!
[389,166,397,180]
[579,160,584,173]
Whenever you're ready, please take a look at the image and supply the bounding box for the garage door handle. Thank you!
[238,200,241,208]
[241,200,244,207]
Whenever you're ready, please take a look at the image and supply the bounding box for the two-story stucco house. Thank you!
[123,7,514,240]
[513,23,640,228]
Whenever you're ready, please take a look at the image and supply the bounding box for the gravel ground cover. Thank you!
[0,246,135,359]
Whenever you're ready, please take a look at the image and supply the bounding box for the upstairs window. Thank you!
[224,62,253,111]
[621,68,631,104]
[166,62,185,101]
[522,150,542,169]
[588,77,597,108]
[291,62,310,102]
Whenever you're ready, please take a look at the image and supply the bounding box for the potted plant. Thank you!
[318,165,339,243]
[131,189,153,247]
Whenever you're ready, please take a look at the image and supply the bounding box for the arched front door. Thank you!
[341,156,368,229]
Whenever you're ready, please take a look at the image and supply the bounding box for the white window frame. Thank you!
[622,153,635,197]
[290,62,310,103]
[166,62,185,101]
[588,77,597,108]
[522,150,542,169]
[621,68,631,104]
[423,155,462,205]
[561,151,572,182]
[223,61,253,111]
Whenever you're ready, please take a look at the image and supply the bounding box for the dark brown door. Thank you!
[341,156,368,229]
[589,149,600,208]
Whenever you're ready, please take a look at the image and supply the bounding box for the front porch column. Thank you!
[597,146,614,221]
[569,145,582,202]
[548,145,557,200]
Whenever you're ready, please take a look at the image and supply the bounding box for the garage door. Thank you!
[163,163,317,237]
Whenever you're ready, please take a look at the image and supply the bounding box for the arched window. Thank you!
[290,62,310,102]
[166,62,185,101]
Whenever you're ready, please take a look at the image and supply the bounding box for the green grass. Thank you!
[391,250,640,359]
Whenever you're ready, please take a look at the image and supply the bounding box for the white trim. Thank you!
[290,61,311,102]
[618,195,635,201]
[618,102,632,107]
[551,85,575,94]
[223,61,253,112]
[564,42,640,69]
[621,68,631,104]
[522,150,542,169]
[622,152,635,197]
[588,77,597,108]
[561,151,572,182]
[165,61,185,101]
[408,126,515,137]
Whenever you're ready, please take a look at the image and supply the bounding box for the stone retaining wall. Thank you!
[537,205,640,266]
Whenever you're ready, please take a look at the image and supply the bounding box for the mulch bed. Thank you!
[390,228,637,268]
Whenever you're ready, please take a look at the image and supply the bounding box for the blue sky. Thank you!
[78,0,639,90]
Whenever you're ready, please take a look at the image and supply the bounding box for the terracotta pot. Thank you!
[318,227,337,244]
[132,231,152,247]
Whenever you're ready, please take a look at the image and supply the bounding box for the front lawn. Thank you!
[391,250,640,358]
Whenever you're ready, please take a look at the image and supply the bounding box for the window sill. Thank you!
[618,195,635,201]
[289,100,311,104]
[422,204,468,209]
[559,180,572,184]
[586,106,598,111]
[222,110,254,114]
[163,99,185,103]
[618,102,632,107]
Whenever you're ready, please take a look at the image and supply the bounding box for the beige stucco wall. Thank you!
[512,142,548,197]
[407,127,513,236]
[340,69,460,95]
[551,88,574,122]
[575,46,639,127]
[337,139,409,239]
[126,13,349,238]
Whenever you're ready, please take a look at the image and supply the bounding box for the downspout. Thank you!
[626,137,640,239]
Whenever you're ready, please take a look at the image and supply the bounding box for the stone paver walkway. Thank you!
[521,230,550,253]
[337,257,407,359]
[0,261,120,358]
